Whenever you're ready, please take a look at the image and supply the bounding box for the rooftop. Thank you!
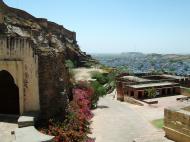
[121,76,151,82]
[162,74,187,80]
[128,82,178,89]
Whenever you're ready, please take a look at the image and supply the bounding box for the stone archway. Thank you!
[0,70,19,115]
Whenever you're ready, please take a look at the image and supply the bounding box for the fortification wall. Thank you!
[0,36,40,114]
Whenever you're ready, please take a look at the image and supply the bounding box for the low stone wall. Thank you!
[164,106,190,142]
[124,96,144,106]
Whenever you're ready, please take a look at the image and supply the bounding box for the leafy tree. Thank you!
[91,81,106,108]
[91,72,108,85]
[145,87,157,98]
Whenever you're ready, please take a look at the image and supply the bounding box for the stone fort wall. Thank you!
[0,36,40,114]
[0,36,71,119]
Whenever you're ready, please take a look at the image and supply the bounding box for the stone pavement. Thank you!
[90,94,172,142]
[0,115,18,142]
[128,95,190,121]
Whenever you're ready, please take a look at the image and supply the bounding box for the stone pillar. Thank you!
[167,87,172,95]
[116,81,124,101]
[134,90,139,99]
[165,88,168,96]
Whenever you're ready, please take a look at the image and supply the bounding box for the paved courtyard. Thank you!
[0,115,18,142]
[90,92,190,142]
[128,95,190,121]
[90,93,166,142]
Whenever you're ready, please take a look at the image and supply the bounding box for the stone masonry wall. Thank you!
[164,106,190,142]
[0,36,40,114]
[38,50,71,120]
[116,81,124,101]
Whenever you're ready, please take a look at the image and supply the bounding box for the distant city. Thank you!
[93,52,190,75]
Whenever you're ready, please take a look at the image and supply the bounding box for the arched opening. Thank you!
[0,70,19,115]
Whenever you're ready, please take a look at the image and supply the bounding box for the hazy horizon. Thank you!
[91,52,190,55]
[4,0,190,54]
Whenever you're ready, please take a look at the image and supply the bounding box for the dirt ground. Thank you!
[72,67,104,82]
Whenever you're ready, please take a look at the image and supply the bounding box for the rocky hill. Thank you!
[93,52,190,75]
[0,0,94,66]
[0,0,98,119]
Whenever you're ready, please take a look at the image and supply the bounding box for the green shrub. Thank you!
[91,81,106,108]
[151,119,164,129]
[91,71,108,85]
[83,62,93,68]
[145,88,157,98]
[65,60,75,68]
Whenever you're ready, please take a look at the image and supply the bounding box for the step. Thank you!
[18,116,34,128]
[12,126,54,142]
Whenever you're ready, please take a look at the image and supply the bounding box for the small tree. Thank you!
[145,87,156,98]
[91,71,108,85]
[91,81,106,109]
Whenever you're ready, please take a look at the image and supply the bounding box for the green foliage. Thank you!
[91,70,117,93]
[65,60,75,68]
[91,81,106,108]
[105,71,116,93]
[40,82,95,142]
[151,119,164,129]
[91,71,108,85]
[115,66,134,75]
[83,62,93,68]
[184,88,190,94]
[145,87,157,98]
[117,66,129,73]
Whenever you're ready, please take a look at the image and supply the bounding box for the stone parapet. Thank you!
[164,106,190,142]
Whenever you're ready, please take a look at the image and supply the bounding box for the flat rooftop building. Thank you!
[116,73,186,101]
[121,76,151,82]
[128,82,178,89]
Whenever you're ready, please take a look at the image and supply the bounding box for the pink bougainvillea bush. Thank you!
[40,81,95,142]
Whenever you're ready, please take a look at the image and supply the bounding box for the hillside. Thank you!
[93,52,190,75]
[0,0,94,66]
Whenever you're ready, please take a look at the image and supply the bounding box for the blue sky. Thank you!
[3,0,190,54]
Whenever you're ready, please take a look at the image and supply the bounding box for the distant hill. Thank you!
[92,52,190,75]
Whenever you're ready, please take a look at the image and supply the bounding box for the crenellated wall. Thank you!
[0,36,40,114]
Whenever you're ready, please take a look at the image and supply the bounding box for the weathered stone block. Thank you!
[164,106,190,142]
[18,116,34,128]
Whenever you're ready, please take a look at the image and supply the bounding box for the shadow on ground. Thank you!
[0,114,19,123]
[97,105,109,109]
